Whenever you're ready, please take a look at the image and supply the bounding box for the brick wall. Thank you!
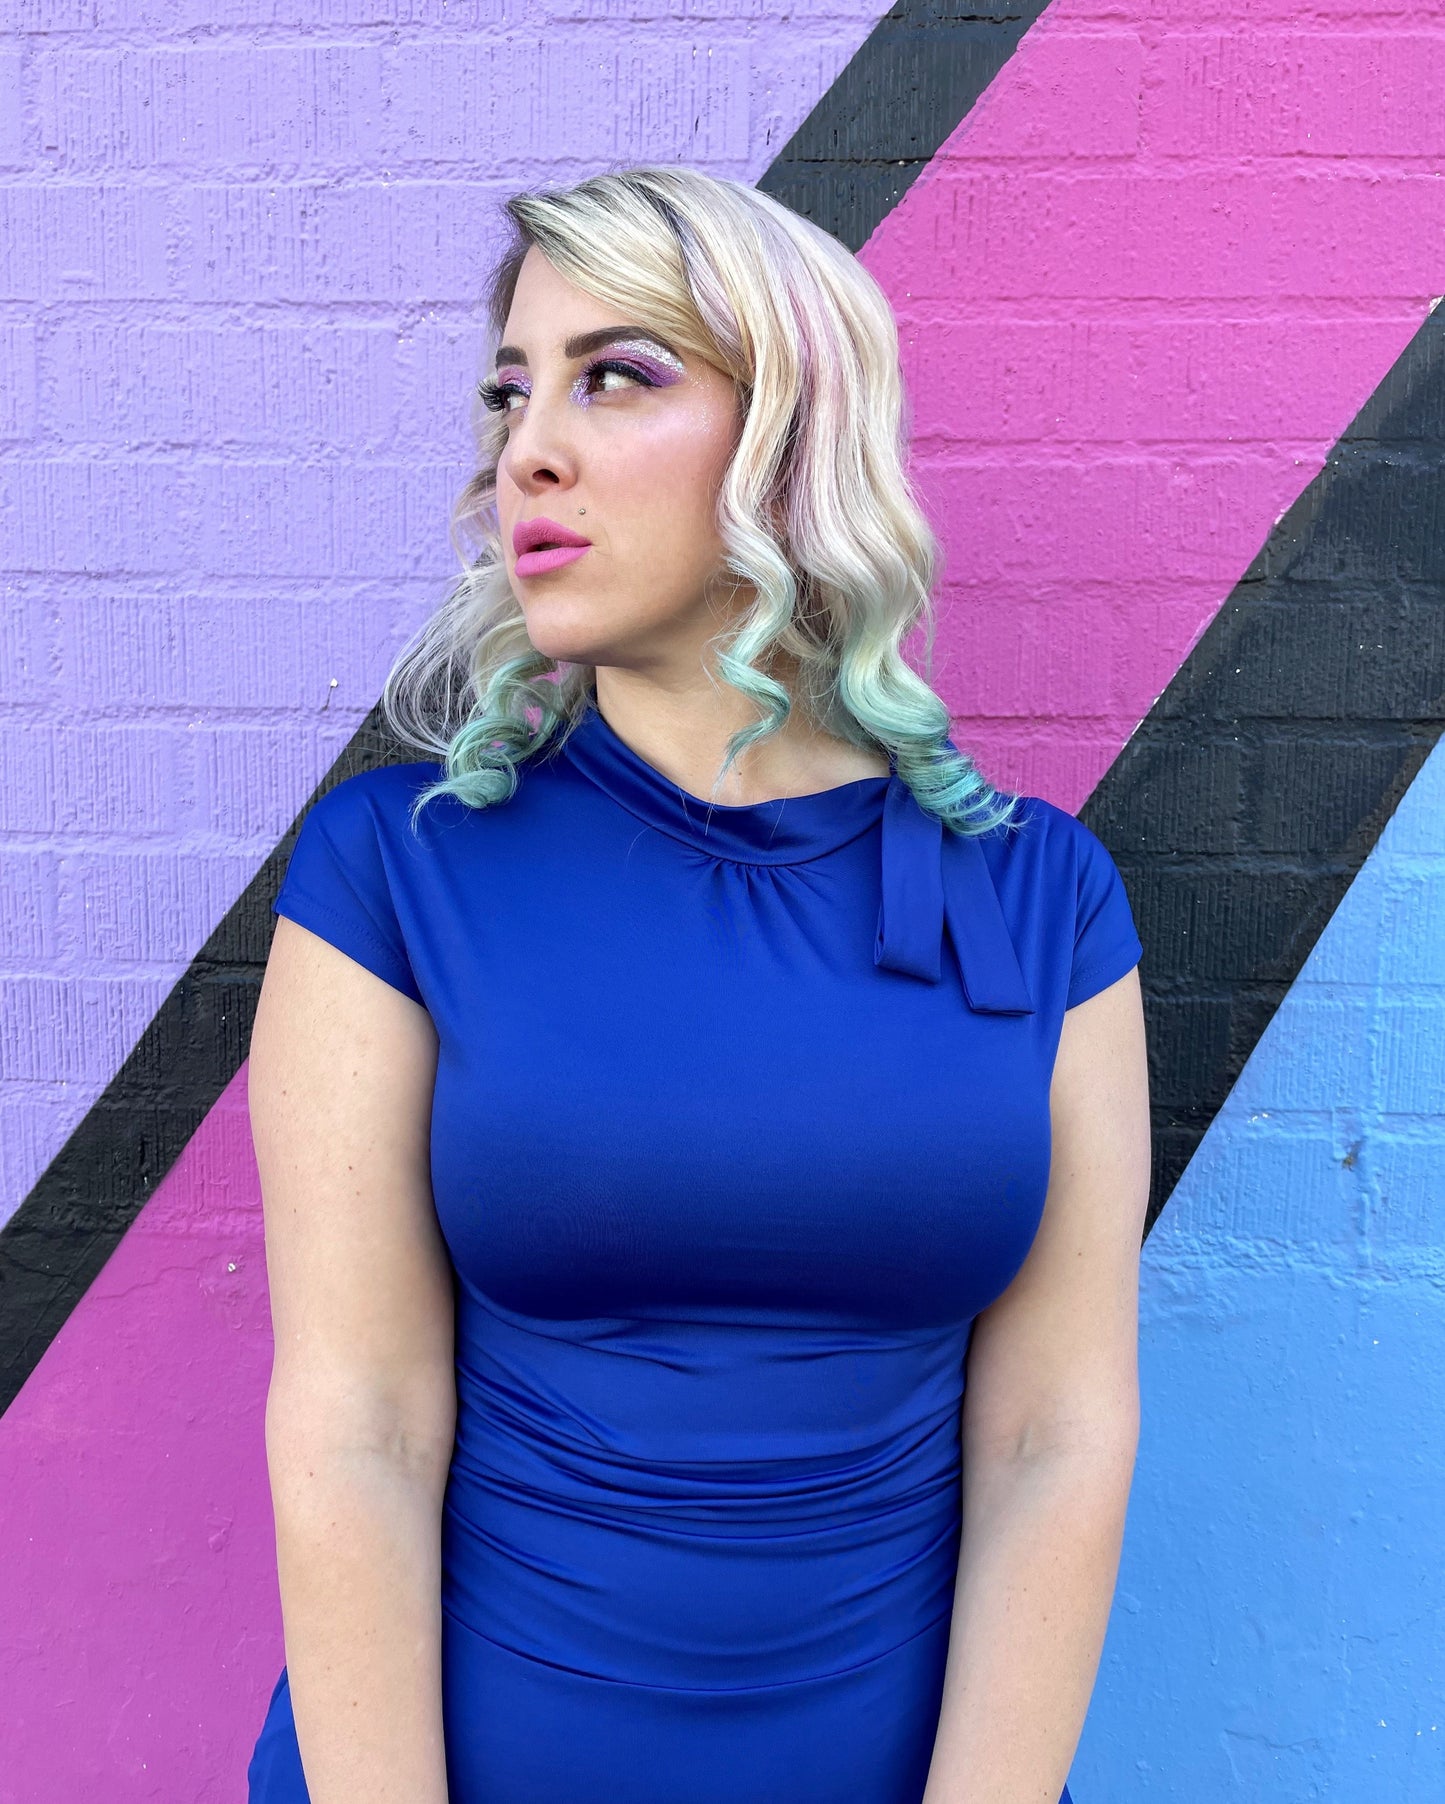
[1,4,1441,1798]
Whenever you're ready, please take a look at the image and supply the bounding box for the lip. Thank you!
[512,515,593,580]
[513,515,592,554]
[515,543,591,578]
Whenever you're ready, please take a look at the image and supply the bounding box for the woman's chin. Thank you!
[519,588,702,671]
[520,621,618,668]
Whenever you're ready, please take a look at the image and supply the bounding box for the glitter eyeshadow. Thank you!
[602,337,687,376]
[567,337,687,407]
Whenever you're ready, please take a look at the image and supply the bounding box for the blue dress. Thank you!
[248,699,1142,1804]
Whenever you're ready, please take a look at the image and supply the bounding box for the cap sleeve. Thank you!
[272,772,424,1006]
[1066,818,1143,1009]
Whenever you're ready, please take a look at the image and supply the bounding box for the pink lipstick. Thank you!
[513,515,592,579]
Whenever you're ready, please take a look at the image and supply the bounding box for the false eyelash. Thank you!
[477,376,520,413]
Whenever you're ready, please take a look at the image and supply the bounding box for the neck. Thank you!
[587,672,890,806]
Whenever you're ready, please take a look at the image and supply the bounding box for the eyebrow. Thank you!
[492,326,682,369]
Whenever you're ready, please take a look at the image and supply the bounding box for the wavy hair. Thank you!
[380,163,1022,840]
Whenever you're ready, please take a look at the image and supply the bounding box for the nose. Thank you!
[498,381,579,499]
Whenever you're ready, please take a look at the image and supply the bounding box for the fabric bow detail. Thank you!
[873,775,1034,1015]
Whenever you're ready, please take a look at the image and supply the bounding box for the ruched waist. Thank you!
[441,1453,961,1690]
[450,1376,962,1529]
[438,1296,969,1689]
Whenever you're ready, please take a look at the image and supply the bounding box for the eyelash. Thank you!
[477,357,658,415]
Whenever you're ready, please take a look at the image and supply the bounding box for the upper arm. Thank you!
[249,913,455,1478]
[961,965,1151,1468]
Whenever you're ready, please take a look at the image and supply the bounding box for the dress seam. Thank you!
[458,1276,967,1355]
[442,1602,954,1695]
[274,885,418,995]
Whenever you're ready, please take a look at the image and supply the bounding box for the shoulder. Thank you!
[976,792,1122,884]
[274,762,450,1007]
[280,759,452,908]
[295,759,455,862]
[304,758,449,829]
[292,749,578,897]
[973,793,1142,1012]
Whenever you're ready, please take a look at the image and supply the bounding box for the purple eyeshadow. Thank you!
[569,339,686,407]
[601,337,686,377]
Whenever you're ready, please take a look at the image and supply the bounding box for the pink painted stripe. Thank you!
[862,0,1443,809]
[0,1070,280,1804]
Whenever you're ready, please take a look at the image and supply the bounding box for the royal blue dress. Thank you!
[248,699,1142,1804]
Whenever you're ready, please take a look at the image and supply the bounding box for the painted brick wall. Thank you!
[1084,738,1445,1799]
[2,4,1441,1800]
[0,0,889,1230]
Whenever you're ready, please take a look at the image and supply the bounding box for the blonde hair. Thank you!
[381,163,1020,838]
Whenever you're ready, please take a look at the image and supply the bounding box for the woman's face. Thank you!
[490,245,749,673]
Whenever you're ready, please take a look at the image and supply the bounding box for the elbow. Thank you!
[969,1396,1140,1486]
[962,1416,1138,1543]
[264,1368,457,1513]
[1020,1406,1140,1481]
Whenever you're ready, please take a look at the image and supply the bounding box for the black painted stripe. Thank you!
[0,5,1056,1413]
[758,0,1053,251]
[1082,300,1445,1235]
[0,730,396,1410]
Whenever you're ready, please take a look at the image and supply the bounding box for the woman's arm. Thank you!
[249,915,457,1804]
[922,965,1151,1804]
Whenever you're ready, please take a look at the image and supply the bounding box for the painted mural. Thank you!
[1,2,1441,1798]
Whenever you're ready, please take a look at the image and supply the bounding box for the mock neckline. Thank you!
[553,699,1036,1014]
[558,701,892,866]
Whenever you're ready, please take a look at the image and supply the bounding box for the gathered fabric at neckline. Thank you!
[551,700,1034,1014]
[557,701,893,867]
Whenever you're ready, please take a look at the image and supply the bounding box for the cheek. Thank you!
[608,412,734,530]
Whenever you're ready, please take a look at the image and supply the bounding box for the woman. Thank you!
[246,164,1150,1804]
